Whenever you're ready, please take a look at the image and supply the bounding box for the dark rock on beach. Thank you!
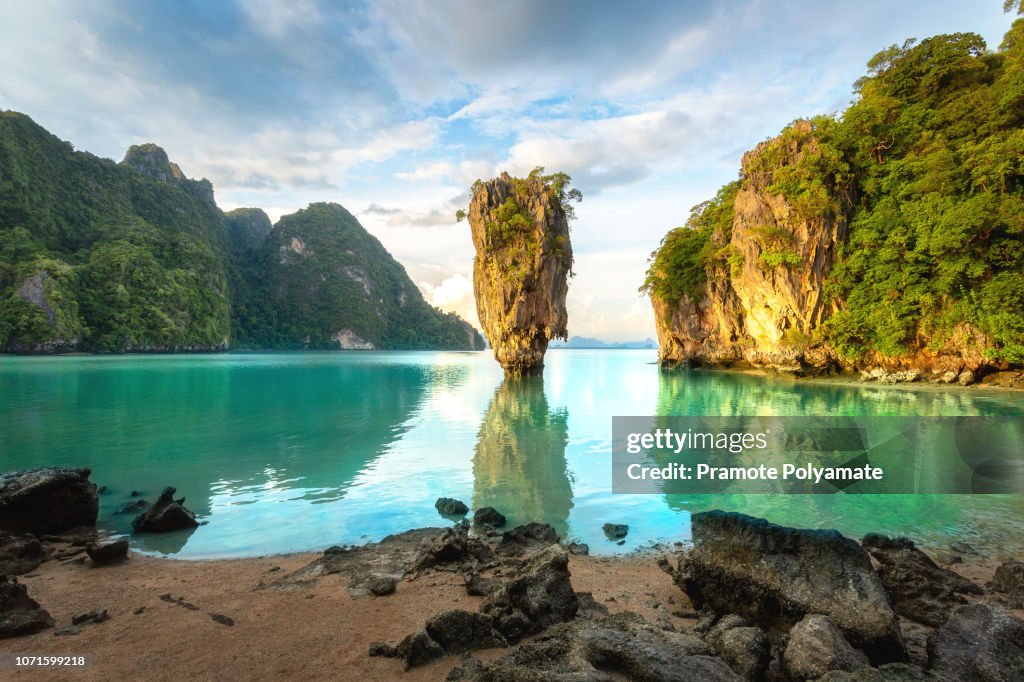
[0,467,99,535]
[988,558,1024,609]
[72,608,110,625]
[472,507,506,528]
[463,571,501,597]
[0,576,54,638]
[447,612,740,681]
[367,576,397,596]
[435,497,469,517]
[861,533,981,626]
[926,602,1024,681]
[703,615,771,681]
[131,487,199,533]
[660,511,905,664]
[410,525,495,574]
[85,540,129,566]
[497,522,559,557]
[784,614,869,680]
[0,531,45,576]
[481,544,578,644]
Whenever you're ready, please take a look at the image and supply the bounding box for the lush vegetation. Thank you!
[0,111,482,352]
[645,8,1024,364]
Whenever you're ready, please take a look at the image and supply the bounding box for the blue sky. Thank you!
[0,1,1016,340]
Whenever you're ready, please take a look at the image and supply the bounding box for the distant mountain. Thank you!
[0,110,483,353]
[549,336,656,349]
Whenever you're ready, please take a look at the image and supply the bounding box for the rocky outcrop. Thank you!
[660,511,905,663]
[467,172,573,374]
[447,612,741,681]
[0,576,54,638]
[988,558,1024,608]
[926,603,1024,681]
[131,487,199,533]
[223,207,272,253]
[861,533,981,626]
[0,532,45,576]
[0,467,99,536]
[650,122,1003,382]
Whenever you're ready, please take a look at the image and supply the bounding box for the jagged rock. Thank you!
[114,499,149,515]
[0,467,99,535]
[72,609,109,625]
[367,576,397,596]
[464,572,501,597]
[435,497,470,517]
[567,541,590,556]
[467,171,574,374]
[498,522,559,557]
[131,487,199,533]
[927,603,1024,681]
[85,540,129,566]
[0,531,45,576]
[703,615,771,681]
[426,610,506,654]
[602,523,629,541]
[472,507,506,528]
[0,576,54,637]
[988,559,1024,609]
[390,631,446,669]
[481,544,578,643]
[410,525,495,574]
[661,511,904,663]
[121,143,185,183]
[861,533,981,626]
[446,612,740,681]
[784,614,869,680]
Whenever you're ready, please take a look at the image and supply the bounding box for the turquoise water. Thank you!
[0,350,1022,558]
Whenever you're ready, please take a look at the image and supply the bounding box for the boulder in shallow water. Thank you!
[602,523,629,540]
[131,487,199,533]
[472,507,506,528]
[435,497,469,516]
[0,531,45,576]
[0,576,54,638]
[926,603,1024,681]
[661,511,905,664]
[0,467,98,535]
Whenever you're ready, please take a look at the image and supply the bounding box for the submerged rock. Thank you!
[660,511,904,663]
[0,576,54,638]
[0,467,99,535]
[926,603,1024,681]
[861,533,981,626]
[131,487,199,533]
[114,499,149,515]
[435,497,469,517]
[602,523,629,541]
[466,171,576,374]
[0,531,45,576]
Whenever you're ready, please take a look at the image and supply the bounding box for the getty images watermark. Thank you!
[612,416,1024,494]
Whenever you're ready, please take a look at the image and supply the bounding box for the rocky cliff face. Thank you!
[468,172,573,374]
[651,122,995,384]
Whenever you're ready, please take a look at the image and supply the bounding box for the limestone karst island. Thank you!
[1,2,1023,681]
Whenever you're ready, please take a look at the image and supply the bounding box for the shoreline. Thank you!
[3,519,1021,681]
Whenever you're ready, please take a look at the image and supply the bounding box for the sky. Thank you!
[0,1,1016,341]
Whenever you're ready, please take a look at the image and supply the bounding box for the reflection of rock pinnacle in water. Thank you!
[472,375,572,536]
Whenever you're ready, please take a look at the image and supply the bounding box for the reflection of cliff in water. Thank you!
[473,375,572,536]
[653,366,965,539]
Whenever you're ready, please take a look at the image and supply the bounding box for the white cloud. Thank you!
[419,272,479,329]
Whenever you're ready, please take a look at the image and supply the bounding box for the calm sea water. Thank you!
[1,350,1022,558]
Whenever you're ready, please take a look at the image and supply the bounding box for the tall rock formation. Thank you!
[467,171,575,374]
[653,122,848,373]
